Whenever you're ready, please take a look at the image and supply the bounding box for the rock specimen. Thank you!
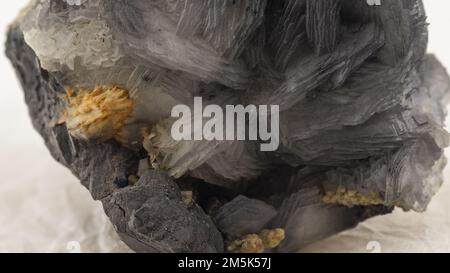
[6,0,450,252]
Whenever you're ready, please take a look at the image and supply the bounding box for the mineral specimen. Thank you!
[5,0,450,253]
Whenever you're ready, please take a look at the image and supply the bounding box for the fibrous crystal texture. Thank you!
[6,0,450,252]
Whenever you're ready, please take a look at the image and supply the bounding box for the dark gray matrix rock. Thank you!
[5,0,450,252]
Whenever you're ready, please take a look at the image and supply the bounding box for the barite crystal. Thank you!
[5,0,450,252]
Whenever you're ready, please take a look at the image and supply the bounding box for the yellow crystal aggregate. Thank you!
[60,85,134,142]
[227,228,285,253]
[322,186,385,207]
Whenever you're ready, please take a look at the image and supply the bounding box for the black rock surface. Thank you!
[6,26,224,253]
[6,0,450,253]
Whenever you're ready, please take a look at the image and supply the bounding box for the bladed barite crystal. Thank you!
[5,0,450,252]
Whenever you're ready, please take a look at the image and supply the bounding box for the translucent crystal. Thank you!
[7,0,450,253]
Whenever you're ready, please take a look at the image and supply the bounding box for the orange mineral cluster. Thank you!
[60,85,134,143]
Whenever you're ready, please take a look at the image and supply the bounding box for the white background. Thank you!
[1,1,450,253]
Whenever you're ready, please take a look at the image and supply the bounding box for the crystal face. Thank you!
[5,0,450,253]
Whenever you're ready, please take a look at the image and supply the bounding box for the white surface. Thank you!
[0,1,450,253]
[0,0,130,253]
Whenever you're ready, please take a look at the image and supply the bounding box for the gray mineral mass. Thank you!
[5,0,450,253]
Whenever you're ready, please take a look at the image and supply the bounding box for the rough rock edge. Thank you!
[5,26,223,253]
[1,25,414,253]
